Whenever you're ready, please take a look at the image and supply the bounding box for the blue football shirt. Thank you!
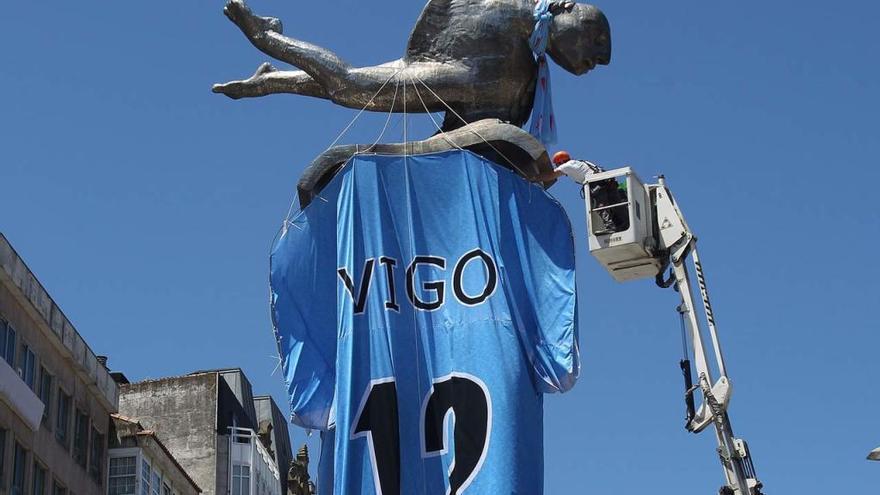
[270,150,579,494]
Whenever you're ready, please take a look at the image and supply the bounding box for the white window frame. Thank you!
[140,454,152,495]
[151,468,161,495]
[231,464,251,495]
[108,450,138,495]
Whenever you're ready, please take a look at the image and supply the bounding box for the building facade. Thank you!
[0,233,118,495]
[0,235,295,495]
[252,397,291,495]
[116,370,291,495]
[107,415,200,495]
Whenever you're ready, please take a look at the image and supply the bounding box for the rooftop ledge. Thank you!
[0,234,118,412]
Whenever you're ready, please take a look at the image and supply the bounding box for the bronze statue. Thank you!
[213,0,611,130]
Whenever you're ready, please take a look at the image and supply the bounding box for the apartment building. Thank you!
[0,233,118,495]
[116,369,291,495]
[107,414,200,495]
[252,397,291,495]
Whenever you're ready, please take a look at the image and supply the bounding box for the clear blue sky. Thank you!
[2,1,878,492]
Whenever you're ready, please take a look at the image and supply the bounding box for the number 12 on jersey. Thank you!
[351,373,492,495]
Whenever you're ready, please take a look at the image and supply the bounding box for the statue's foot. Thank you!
[212,80,246,99]
[223,0,283,36]
[212,63,278,99]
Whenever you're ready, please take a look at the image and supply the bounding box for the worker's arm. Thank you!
[532,160,600,185]
[531,169,564,183]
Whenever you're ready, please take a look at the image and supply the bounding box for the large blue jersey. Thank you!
[270,150,579,494]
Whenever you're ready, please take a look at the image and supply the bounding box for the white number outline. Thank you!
[419,372,493,495]
[350,377,397,495]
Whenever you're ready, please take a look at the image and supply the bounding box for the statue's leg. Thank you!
[310,62,474,114]
[213,63,329,100]
[221,0,470,111]
[223,0,352,96]
[219,1,475,116]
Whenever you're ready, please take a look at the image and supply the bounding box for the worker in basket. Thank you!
[536,151,629,234]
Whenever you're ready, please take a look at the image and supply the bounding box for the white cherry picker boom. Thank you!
[577,164,764,495]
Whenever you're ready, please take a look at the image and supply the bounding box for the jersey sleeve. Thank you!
[270,191,340,430]
[498,176,580,394]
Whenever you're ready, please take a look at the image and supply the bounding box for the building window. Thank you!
[232,464,250,495]
[140,459,151,495]
[0,428,6,487]
[32,461,47,495]
[151,470,161,495]
[11,442,26,495]
[72,410,88,466]
[109,457,137,495]
[18,344,36,390]
[52,479,67,495]
[0,320,15,366]
[39,367,53,426]
[55,391,72,448]
[162,483,171,495]
[88,427,104,482]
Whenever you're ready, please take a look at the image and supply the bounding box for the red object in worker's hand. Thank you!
[552,151,571,165]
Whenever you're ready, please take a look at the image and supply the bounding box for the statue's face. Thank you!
[547,4,611,75]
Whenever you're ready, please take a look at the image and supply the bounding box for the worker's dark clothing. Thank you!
[590,179,629,233]
[554,159,629,234]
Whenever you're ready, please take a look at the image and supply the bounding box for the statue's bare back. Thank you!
[213,0,611,130]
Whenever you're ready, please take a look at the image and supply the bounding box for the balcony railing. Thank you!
[228,427,281,495]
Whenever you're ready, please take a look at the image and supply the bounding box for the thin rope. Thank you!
[282,67,544,230]
[282,68,403,224]
[399,77,429,495]
[410,77,464,152]
[365,76,402,152]
[313,74,401,207]
[269,354,283,376]
[327,69,404,150]
[403,73,408,158]
[412,74,534,182]
[322,74,402,202]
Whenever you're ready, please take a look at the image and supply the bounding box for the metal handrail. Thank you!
[590,200,630,212]
[227,427,280,479]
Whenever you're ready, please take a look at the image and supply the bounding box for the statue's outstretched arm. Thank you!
[215,0,469,113]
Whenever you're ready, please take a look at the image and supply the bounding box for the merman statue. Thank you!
[213,0,611,130]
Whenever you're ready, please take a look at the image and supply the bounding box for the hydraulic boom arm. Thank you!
[652,177,763,495]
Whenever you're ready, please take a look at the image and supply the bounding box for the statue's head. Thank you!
[547,3,611,75]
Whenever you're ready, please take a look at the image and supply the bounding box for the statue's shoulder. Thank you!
[406,0,530,61]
